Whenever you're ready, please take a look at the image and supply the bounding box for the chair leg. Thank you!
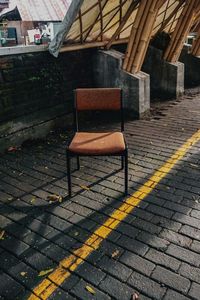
[121,155,124,170]
[66,151,72,197]
[77,156,80,170]
[125,150,128,195]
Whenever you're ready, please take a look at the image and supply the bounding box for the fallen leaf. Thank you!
[85,285,95,295]
[47,194,63,203]
[0,230,5,240]
[30,196,36,203]
[74,231,79,237]
[111,250,120,258]
[132,292,140,300]
[7,146,18,152]
[38,268,54,277]
[189,163,199,169]
[7,197,13,201]
[80,185,90,191]
[20,272,27,277]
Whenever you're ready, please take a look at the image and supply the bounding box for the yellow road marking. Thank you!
[28,129,200,300]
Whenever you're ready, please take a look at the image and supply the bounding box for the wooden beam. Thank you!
[123,0,147,71]
[83,0,112,42]
[59,38,129,53]
[79,9,83,43]
[106,0,140,50]
[98,0,103,41]
[49,0,84,57]
[123,0,162,74]
[164,0,198,62]
[156,0,185,34]
[94,0,128,41]
[191,26,200,56]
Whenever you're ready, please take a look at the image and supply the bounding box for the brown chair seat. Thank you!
[69,132,126,155]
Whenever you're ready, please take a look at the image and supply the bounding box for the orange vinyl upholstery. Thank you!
[76,88,121,111]
[69,132,125,155]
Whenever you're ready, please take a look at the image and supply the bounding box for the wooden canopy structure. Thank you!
[49,0,200,74]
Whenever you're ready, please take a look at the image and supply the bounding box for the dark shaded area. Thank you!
[0,49,96,124]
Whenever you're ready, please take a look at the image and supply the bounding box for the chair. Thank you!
[66,88,128,196]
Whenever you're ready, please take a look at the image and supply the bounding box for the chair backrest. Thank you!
[74,88,124,131]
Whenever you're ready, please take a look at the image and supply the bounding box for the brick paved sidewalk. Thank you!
[0,91,200,300]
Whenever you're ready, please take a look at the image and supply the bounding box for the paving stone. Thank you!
[117,235,149,256]
[75,261,106,285]
[180,225,200,241]
[190,240,200,253]
[48,288,76,300]
[145,248,181,271]
[72,279,111,300]
[1,234,29,256]
[128,271,166,299]
[166,244,200,267]
[99,275,133,300]
[26,218,54,236]
[159,229,192,248]
[164,201,191,214]
[60,274,80,292]
[151,215,182,232]
[47,205,74,220]
[173,212,200,229]
[0,273,25,299]
[137,231,170,251]
[46,229,77,250]
[179,262,200,284]
[20,248,56,271]
[146,204,174,218]
[99,240,125,258]
[120,250,155,276]
[164,289,191,300]
[191,209,200,219]
[97,255,133,281]
[189,282,200,300]
[151,266,190,293]
[6,256,39,289]
[116,223,140,239]
[131,218,162,234]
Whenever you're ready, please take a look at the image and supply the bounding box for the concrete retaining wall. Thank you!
[113,44,185,100]
[93,50,150,118]
[180,46,200,88]
[142,46,184,99]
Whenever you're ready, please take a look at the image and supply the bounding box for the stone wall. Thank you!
[93,49,150,118]
[0,49,95,152]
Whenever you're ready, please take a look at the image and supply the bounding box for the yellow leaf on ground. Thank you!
[0,230,5,240]
[85,285,95,295]
[20,272,27,277]
[80,185,90,191]
[38,268,54,277]
[47,194,63,203]
[111,250,120,258]
[31,197,36,203]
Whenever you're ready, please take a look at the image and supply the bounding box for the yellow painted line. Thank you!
[28,129,200,300]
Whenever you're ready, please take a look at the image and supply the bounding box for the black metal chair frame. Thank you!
[66,88,128,197]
